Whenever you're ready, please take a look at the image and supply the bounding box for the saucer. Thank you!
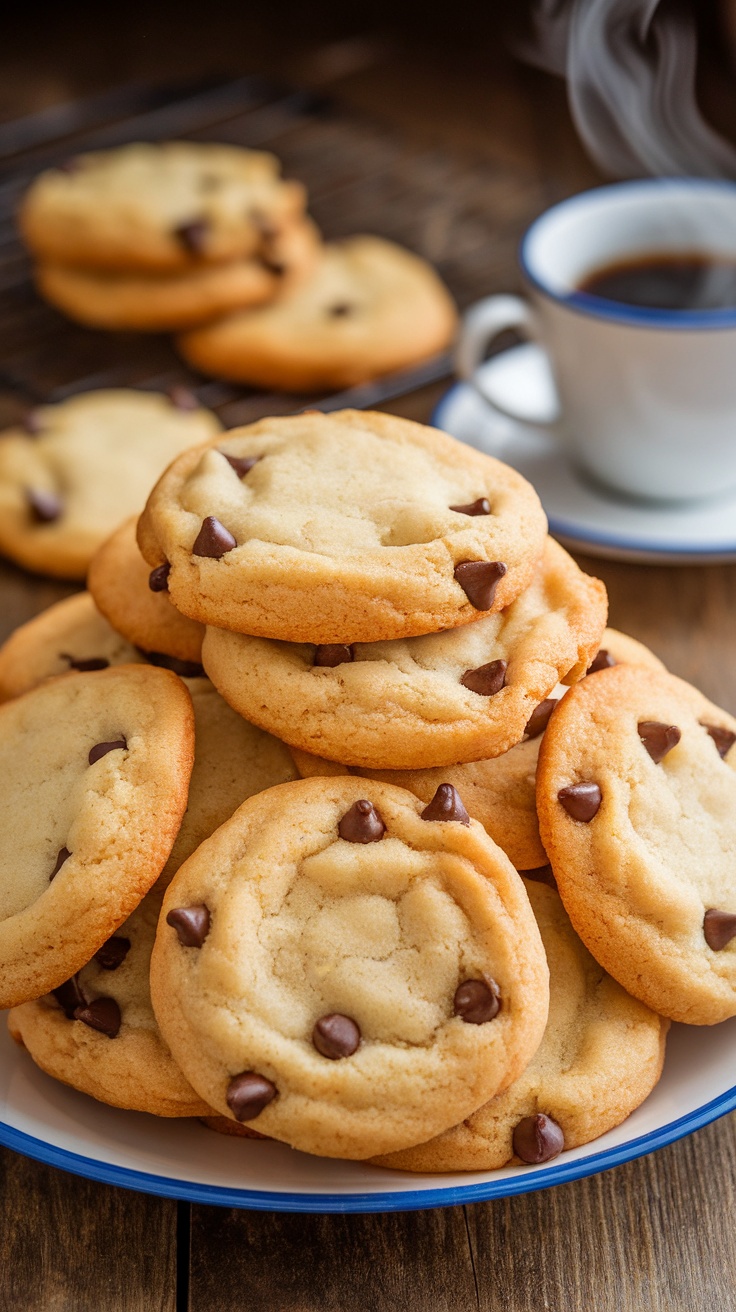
[432,344,736,563]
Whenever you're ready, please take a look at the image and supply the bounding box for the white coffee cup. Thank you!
[455,179,736,502]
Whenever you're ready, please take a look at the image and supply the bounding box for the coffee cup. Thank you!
[455,179,736,502]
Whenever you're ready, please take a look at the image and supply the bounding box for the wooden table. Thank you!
[1,9,736,1309]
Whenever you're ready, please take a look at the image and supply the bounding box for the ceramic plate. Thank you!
[1,1017,734,1212]
[433,345,736,563]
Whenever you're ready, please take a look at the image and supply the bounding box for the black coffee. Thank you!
[577,254,736,311]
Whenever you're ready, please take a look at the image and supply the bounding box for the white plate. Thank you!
[1,1018,734,1212]
[433,345,736,563]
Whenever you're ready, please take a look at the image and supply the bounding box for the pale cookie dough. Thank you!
[138,409,548,643]
[0,665,194,1010]
[537,664,736,1025]
[201,537,606,769]
[0,592,144,701]
[0,388,221,579]
[177,236,458,391]
[150,777,549,1159]
[88,518,205,670]
[19,141,306,272]
[373,878,668,1172]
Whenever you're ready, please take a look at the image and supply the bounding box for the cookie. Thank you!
[0,592,145,701]
[88,518,205,671]
[35,218,320,332]
[177,236,458,391]
[0,388,221,580]
[569,626,666,683]
[150,777,549,1159]
[138,409,548,644]
[19,141,306,272]
[0,664,194,1010]
[201,537,606,769]
[372,878,668,1172]
[537,664,736,1024]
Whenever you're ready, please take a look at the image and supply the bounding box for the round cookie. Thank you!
[19,141,306,272]
[0,388,221,580]
[201,537,606,768]
[177,235,458,391]
[0,592,145,701]
[372,878,668,1172]
[537,664,736,1025]
[0,664,194,1010]
[88,518,205,670]
[35,217,321,332]
[151,776,549,1159]
[137,409,548,643]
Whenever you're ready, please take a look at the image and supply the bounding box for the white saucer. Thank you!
[432,345,736,563]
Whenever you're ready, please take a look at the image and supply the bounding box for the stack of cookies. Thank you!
[2,406,734,1173]
[19,142,458,390]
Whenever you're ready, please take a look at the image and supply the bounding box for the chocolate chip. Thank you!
[53,975,87,1018]
[525,698,556,739]
[60,653,109,672]
[338,799,386,843]
[88,738,127,765]
[57,156,82,174]
[586,649,616,675]
[26,487,62,523]
[221,453,261,478]
[449,498,491,516]
[73,997,121,1038]
[192,516,237,558]
[312,1014,361,1059]
[95,936,131,970]
[460,660,507,697]
[421,783,470,825]
[453,977,501,1024]
[314,644,354,668]
[226,1072,277,1121]
[454,560,507,611]
[174,219,209,254]
[142,650,205,679]
[261,258,286,276]
[23,409,44,435]
[167,385,199,412]
[512,1113,565,1164]
[148,562,171,593]
[558,782,601,821]
[49,846,71,881]
[328,303,353,316]
[166,905,211,948]
[702,723,736,759]
[638,721,681,764]
[703,909,736,951]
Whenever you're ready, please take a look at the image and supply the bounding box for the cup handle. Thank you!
[454,294,558,427]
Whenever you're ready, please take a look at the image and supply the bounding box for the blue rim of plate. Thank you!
[2,1079,735,1212]
[431,386,736,558]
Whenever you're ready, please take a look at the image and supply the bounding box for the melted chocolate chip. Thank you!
[148,562,171,592]
[586,649,616,676]
[26,487,62,523]
[73,997,121,1038]
[142,650,205,678]
[460,660,507,697]
[166,905,211,948]
[420,783,470,825]
[314,644,354,668]
[23,409,44,436]
[167,385,199,412]
[525,699,556,739]
[449,498,491,516]
[192,516,237,558]
[60,653,109,672]
[512,1113,565,1164]
[95,936,131,970]
[49,846,71,881]
[453,977,501,1024]
[703,909,736,951]
[328,303,353,316]
[261,258,285,276]
[338,799,386,843]
[702,723,736,759]
[221,453,261,478]
[558,782,601,822]
[453,560,507,611]
[638,721,681,764]
[53,975,87,1018]
[88,738,127,765]
[312,1014,361,1059]
[175,219,209,254]
[226,1072,277,1121]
